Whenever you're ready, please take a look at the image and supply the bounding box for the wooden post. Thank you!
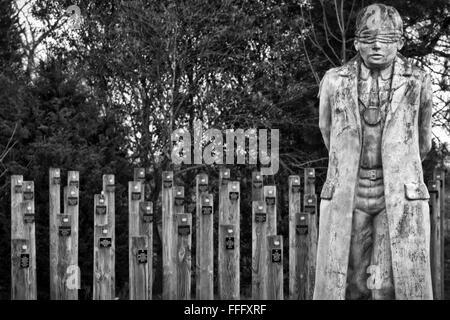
[252,171,263,201]
[263,186,277,236]
[434,168,446,297]
[49,168,61,299]
[173,185,184,296]
[134,168,146,182]
[93,224,113,300]
[304,167,317,299]
[49,169,79,300]
[267,235,283,300]
[64,187,68,216]
[218,168,230,296]
[289,175,305,300]
[57,212,77,299]
[434,168,446,221]
[65,171,80,300]
[129,180,140,299]
[252,170,264,297]
[129,180,153,299]
[66,170,80,299]
[128,181,142,235]
[219,224,239,299]
[176,213,192,300]
[93,194,114,300]
[11,239,33,299]
[304,168,316,194]
[195,173,209,299]
[138,200,153,299]
[174,186,185,215]
[21,197,36,297]
[102,174,116,298]
[198,193,214,299]
[162,171,176,299]
[11,175,24,284]
[130,236,150,300]
[429,178,443,300]
[251,201,268,299]
[11,175,36,299]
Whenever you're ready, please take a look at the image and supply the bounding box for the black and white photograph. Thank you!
[0,0,449,310]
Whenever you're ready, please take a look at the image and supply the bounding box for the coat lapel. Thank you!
[337,55,362,147]
[383,55,412,139]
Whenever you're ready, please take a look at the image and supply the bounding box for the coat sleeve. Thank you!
[318,71,332,151]
[418,73,433,161]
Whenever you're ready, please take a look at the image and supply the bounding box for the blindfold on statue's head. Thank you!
[356,30,402,44]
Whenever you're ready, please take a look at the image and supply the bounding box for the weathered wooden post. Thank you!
[101,174,116,298]
[198,193,214,299]
[134,168,146,183]
[174,185,185,293]
[252,171,264,201]
[267,235,283,300]
[174,186,185,215]
[162,171,176,299]
[304,168,317,299]
[49,168,61,299]
[11,239,33,299]
[219,224,239,299]
[140,200,153,299]
[21,183,36,299]
[297,212,309,299]
[49,170,79,300]
[129,180,140,298]
[65,170,80,300]
[11,175,36,299]
[251,170,265,299]
[434,168,446,297]
[288,175,306,300]
[130,236,150,300]
[251,200,268,299]
[139,201,154,251]
[134,170,152,266]
[263,186,277,237]
[218,168,230,296]
[134,167,158,289]
[63,187,68,216]
[195,173,209,299]
[129,180,153,299]
[93,224,113,299]
[434,168,446,220]
[93,193,114,300]
[429,177,443,300]
[176,213,192,300]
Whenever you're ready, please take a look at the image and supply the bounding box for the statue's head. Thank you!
[354,3,404,69]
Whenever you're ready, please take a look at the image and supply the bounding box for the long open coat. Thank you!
[313,53,434,300]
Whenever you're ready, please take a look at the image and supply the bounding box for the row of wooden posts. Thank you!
[10,167,446,300]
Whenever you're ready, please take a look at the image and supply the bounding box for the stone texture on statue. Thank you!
[314,3,434,300]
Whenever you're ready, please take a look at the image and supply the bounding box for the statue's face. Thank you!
[354,38,403,69]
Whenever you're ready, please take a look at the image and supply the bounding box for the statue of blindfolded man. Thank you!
[314,4,433,300]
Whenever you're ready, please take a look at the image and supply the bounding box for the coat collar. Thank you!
[359,62,393,81]
[336,53,412,80]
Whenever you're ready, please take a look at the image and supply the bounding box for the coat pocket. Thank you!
[320,180,335,200]
[404,182,430,200]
